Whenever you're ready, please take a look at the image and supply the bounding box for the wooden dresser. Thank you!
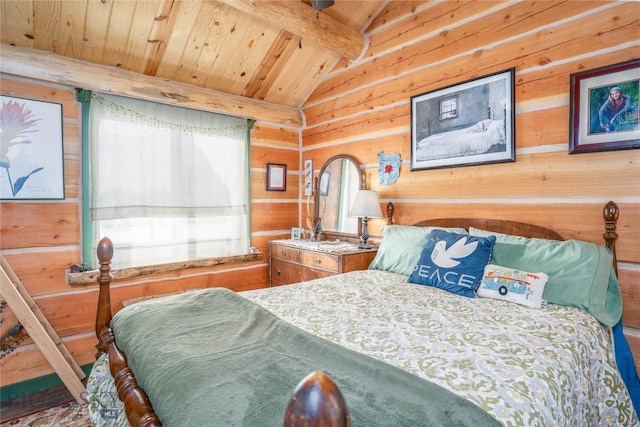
[269,240,378,287]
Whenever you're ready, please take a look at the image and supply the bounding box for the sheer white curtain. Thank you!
[89,93,249,268]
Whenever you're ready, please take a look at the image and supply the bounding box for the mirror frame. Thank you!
[313,154,365,242]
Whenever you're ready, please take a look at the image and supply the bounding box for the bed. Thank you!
[86,201,638,426]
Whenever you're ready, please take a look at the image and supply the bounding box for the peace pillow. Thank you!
[368,225,467,276]
[408,229,496,298]
[477,264,549,308]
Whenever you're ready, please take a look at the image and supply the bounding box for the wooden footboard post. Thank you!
[93,237,162,426]
[284,371,350,427]
[95,236,114,357]
[603,201,619,277]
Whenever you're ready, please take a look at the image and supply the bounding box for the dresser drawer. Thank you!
[270,259,301,286]
[300,251,339,272]
[271,245,301,262]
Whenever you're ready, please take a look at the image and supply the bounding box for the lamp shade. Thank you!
[349,190,383,218]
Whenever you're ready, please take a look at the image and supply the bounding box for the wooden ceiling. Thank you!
[0,0,385,119]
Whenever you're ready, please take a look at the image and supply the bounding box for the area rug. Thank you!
[0,402,89,426]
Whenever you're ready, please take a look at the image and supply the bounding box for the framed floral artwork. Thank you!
[0,96,64,200]
[569,59,639,154]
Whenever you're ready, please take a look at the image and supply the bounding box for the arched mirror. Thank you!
[313,155,365,239]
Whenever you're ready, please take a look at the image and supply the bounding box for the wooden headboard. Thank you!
[413,217,564,241]
[385,201,619,275]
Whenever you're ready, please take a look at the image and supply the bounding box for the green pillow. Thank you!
[369,225,467,276]
[469,227,622,326]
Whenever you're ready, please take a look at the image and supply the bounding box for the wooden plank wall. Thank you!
[0,76,300,386]
[1,0,638,386]
[301,1,640,368]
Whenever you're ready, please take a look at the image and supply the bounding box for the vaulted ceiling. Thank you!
[0,0,385,122]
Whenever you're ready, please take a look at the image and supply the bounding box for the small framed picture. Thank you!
[266,163,287,191]
[569,59,639,154]
[291,227,303,240]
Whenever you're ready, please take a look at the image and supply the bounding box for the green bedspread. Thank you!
[110,287,499,427]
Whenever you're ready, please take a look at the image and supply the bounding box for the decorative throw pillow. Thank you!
[408,229,496,298]
[477,264,549,308]
[469,227,621,326]
[368,225,467,276]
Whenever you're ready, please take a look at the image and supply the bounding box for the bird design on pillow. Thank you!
[430,237,478,268]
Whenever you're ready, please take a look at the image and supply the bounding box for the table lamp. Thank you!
[349,190,383,249]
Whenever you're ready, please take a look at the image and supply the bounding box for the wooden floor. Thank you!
[0,384,75,422]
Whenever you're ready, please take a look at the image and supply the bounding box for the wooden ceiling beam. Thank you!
[0,44,303,127]
[217,0,367,61]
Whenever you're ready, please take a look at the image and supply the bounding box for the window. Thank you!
[82,93,250,269]
[440,96,458,120]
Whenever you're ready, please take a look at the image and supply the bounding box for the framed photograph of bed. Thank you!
[410,68,515,171]
[569,59,640,154]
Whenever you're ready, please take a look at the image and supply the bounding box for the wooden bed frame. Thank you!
[94,201,620,427]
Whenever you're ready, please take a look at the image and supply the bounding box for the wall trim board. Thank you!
[251,142,300,151]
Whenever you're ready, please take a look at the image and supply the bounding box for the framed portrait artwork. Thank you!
[410,68,515,171]
[266,163,287,191]
[569,59,640,154]
[0,96,65,200]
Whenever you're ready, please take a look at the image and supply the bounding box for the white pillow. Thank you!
[476,264,548,309]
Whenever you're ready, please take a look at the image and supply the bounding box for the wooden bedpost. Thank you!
[95,236,114,357]
[386,202,394,225]
[94,237,162,426]
[603,201,619,277]
[283,371,350,427]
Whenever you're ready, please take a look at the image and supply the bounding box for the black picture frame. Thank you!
[410,68,516,171]
[569,59,639,154]
[266,163,287,191]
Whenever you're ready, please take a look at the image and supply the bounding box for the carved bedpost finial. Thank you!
[386,202,394,225]
[283,371,350,427]
[97,237,114,281]
[603,201,619,277]
[95,237,114,357]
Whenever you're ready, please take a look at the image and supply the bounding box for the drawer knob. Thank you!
[276,269,281,276]
[281,250,287,256]
[314,257,321,264]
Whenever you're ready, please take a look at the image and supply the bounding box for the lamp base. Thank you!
[359,216,372,250]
